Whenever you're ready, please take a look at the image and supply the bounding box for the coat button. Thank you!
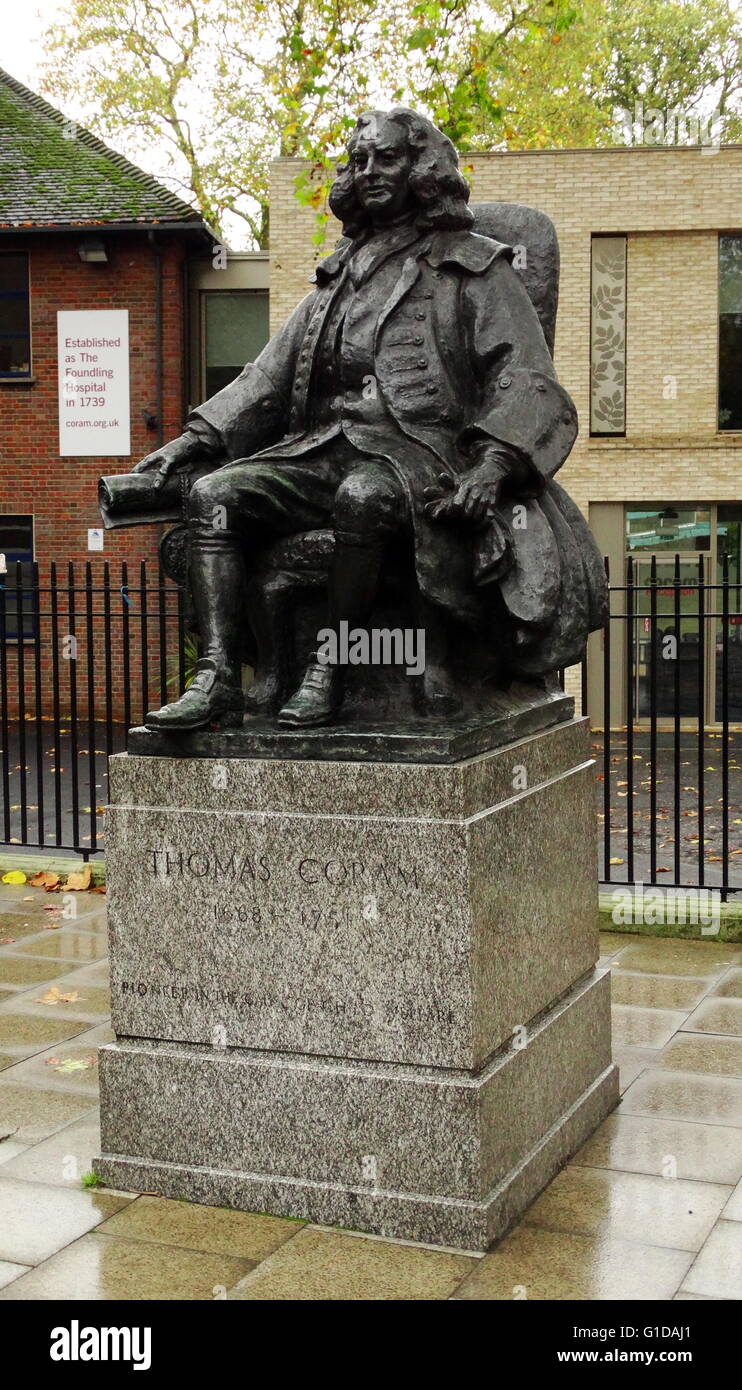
[414,335,423,345]
[418,357,427,368]
[499,374,512,388]
[535,381,546,392]
[415,312,426,320]
[426,383,438,394]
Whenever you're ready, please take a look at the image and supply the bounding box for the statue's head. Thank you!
[329,108,473,238]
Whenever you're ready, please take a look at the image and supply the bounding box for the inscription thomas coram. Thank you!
[147,847,423,891]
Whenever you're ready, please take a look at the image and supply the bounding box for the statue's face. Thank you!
[350,118,413,222]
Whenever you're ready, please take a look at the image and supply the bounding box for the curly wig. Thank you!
[329,108,473,238]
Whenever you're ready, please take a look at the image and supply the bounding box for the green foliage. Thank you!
[81,1170,103,1189]
[39,0,742,249]
[167,631,200,690]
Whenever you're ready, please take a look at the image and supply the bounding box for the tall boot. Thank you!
[278,533,385,728]
[145,541,246,732]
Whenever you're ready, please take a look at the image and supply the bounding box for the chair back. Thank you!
[471,201,560,355]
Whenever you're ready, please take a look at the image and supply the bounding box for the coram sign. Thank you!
[57,309,131,456]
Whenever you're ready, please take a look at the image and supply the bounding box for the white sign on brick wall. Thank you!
[57,309,131,456]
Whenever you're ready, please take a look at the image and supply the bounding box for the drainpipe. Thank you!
[181,250,191,421]
[148,230,164,447]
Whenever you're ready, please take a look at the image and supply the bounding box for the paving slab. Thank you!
[228,1226,478,1301]
[0,1175,132,1265]
[680,1221,742,1299]
[0,1231,255,1301]
[449,1226,693,1300]
[575,1111,742,1185]
[96,1195,305,1262]
[522,1165,731,1251]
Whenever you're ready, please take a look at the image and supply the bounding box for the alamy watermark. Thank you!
[612,101,723,153]
[610,884,722,934]
[316,621,425,676]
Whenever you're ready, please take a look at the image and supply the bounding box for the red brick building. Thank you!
[0,69,213,719]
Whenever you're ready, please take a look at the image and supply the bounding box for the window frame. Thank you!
[199,287,269,400]
[0,251,32,381]
[717,231,742,433]
[0,513,35,642]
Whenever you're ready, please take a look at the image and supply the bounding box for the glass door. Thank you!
[632,556,712,721]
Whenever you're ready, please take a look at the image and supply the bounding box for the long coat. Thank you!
[191,227,608,675]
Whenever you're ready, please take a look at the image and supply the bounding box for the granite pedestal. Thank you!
[95,715,618,1250]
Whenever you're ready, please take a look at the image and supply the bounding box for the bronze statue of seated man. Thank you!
[130,106,607,732]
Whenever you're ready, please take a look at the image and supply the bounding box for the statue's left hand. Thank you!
[424,459,505,525]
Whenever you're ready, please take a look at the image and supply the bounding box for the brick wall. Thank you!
[0,230,190,716]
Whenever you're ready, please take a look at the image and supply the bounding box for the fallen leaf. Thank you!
[1,870,26,884]
[609,857,624,865]
[33,987,82,1006]
[64,865,92,892]
[55,1056,96,1074]
[29,871,60,890]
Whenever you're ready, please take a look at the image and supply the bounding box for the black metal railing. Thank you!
[590,554,741,899]
[0,561,186,857]
[0,556,740,892]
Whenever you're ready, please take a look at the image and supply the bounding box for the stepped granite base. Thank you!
[95,715,618,1250]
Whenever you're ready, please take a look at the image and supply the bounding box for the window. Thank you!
[719,235,742,430]
[590,235,626,435]
[202,290,269,397]
[0,253,31,378]
[0,515,34,639]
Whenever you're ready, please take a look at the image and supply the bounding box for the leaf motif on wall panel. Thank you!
[590,237,626,434]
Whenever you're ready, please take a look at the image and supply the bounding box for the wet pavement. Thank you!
[0,881,740,1300]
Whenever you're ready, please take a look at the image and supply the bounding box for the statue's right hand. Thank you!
[131,434,196,489]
